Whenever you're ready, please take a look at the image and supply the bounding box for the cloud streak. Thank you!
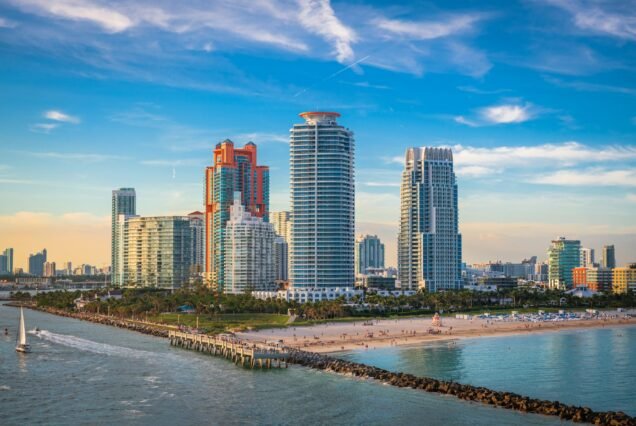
[44,109,80,123]
[531,168,636,187]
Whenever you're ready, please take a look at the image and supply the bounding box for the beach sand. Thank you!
[237,310,636,353]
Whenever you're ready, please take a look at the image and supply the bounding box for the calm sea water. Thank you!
[0,304,626,425]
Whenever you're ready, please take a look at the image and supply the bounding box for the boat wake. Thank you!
[30,330,155,359]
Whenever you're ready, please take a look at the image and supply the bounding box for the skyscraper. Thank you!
[43,261,56,277]
[0,248,13,275]
[398,147,462,292]
[28,248,47,276]
[290,112,354,288]
[547,237,581,289]
[271,211,292,243]
[355,235,385,275]
[111,188,136,285]
[188,211,205,274]
[580,247,595,267]
[274,237,289,282]
[205,140,269,291]
[224,194,276,294]
[602,245,616,269]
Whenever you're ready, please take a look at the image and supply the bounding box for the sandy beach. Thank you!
[237,310,636,353]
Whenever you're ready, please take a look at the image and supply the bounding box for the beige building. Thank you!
[613,264,636,294]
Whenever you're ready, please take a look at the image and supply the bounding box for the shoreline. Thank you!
[237,310,636,354]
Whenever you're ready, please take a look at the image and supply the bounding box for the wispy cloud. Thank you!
[140,158,204,167]
[363,182,400,187]
[544,75,636,96]
[298,0,356,63]
[457,86,510,95]
[0,16,18,28]
[530,168,636,187]
[455,165,502,177]
[455,102,537,126]
[29,123,59,134]
[44,109,80,123]
[235,132,289,144]
[21,151,129,162]
[374,14,482,40]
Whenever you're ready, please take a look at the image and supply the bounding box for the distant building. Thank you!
[115,215,194,289]
[357,275,396,290]
[601,245,616,269]
[580,248,595,268]
[398,147,462,291]
[612,264,636,294]
[28,249,47,277]
[572,267,587,288]
[271,211,291,243]
[532,261,549,282]
[274,237,288,282]
[0,248,13,275]
[43,261,56,277]
[205,140,269,291]
[478,276,517,289]
[290,112,354,289]
[111,188,136,285]
[548,237,580,289]
[355,234,385,275]
[188,211,205,274]
[224,195,276,294]
[586,267,613,293]
[64,261,73,276]
[252,287,361,303]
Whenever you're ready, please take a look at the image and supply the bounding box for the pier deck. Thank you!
[168,331,289,369]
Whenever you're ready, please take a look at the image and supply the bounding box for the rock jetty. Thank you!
[288,349,635,426]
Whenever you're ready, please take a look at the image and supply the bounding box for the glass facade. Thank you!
[548,237,581,289]
[111,188,136,285]
[290,112,354,288]
[355,235,385,275]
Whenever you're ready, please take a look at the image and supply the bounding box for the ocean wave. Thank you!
[31,330,155,359]
[0,385,11,391]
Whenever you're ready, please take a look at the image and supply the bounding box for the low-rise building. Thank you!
[613,264,636,294]
[252,287,362,303]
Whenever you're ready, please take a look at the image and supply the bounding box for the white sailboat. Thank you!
[15,307,31,353]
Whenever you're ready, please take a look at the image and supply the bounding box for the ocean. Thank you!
[1,303,633,425]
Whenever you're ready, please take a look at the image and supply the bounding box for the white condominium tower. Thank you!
[398,147,462,292]
[224,194,276,294]
[111,188,136,285]
[290,112,355,288]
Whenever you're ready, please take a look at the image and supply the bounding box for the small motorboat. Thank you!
[16,307,31,353]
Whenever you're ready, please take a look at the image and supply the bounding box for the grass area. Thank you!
[149,312,290,333]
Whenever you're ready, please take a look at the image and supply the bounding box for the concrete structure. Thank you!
[357,275,396,290]
[252,287,362,303]
[111,188,136,285]
[115,215,194,289]
[205,140,269,291]
[612,264,636,294]
[290,112,355,289]
[547,237,580,289]
[601,245,616,269]
[355,234,385,276]
[478,276,518,289]
[188,211,205,274]
[274,237,288,282]
[224,196,276,294]
[572,267,587,288]
[0,248,13,275]
[271,211,292,243]
[586,267,613,293]
[43,261,56,277]
[398,147,462,291]
[28,249,47,276]
[580,248,595,268]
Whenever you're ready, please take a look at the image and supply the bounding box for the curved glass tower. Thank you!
[290,112,355,288]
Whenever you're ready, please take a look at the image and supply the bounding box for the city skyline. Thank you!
[1,0,636,269]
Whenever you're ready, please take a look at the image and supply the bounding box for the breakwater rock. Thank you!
[288,350,635,426]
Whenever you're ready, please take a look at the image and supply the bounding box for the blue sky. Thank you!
[0,0,635,269]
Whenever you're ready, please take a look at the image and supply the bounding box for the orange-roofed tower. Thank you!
[205,140,269,291]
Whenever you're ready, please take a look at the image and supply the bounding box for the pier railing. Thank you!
[168,331,289,369]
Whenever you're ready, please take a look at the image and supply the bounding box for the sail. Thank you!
[18,307,27,345]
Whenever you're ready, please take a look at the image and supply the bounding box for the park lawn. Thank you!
[149,312,290,333]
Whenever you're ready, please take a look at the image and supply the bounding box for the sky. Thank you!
[0,0,635,270]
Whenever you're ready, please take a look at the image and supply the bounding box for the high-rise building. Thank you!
[355,235,385,275]
[613,264,636,294]
[398,147,462,292]
[224,195,276,294]
[188,211,205,274]
[64,261,73,276]
[271,211,292,243]
[602,245,616,269]
[274,237,289,282]
[290,112,355,288]
[43,261,56,277]
[0,248,13,275]
[205,140,269,291]
[28,249,47,276]
[580,248,595,267]
[115,215,194,289]
[547,237,580,289]
[111,188,136,285]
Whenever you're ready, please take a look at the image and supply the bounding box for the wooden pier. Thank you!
[168,331,289,369]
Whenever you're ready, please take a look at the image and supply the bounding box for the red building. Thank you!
[205,140,269,290]
[572,267,587,288]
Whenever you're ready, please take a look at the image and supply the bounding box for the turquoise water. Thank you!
[0,304,611,425]
[341,325,636,416]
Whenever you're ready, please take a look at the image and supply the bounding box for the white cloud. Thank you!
[479,104,533,124]
[530,169,636,187]
[363,182,400,187]
[44,109,80,123]
[235,132,289,144]
[0,16,18,28]
[297,0,357,63]
[453,115,479,127]
[23,151,129,162]
[140,158,204,167]
[17,0,134,33]
[374,14,481,40]
[29,123,59,134]
[455,166,501,177]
